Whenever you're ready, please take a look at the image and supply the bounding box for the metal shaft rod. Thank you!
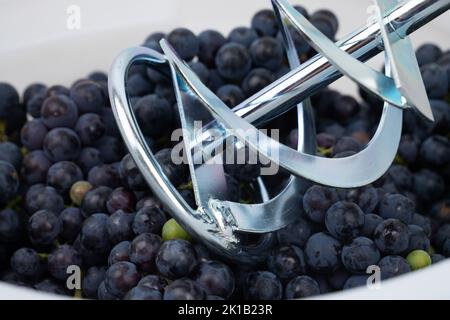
[236,0,449,124]
[187,0,449,160]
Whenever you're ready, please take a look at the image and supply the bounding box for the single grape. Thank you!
[47,161,84,197]
[21,150,52,185]
[70,80,106,114]
[105,261,141,298]
[80,186,112,218]
[285,276,321,299]
[406,250,432,271]
[10,248,42,278]
[130,233,162,273]
[108,241,131,266]
[163,278,206,300]
[87,164,121,189]
[106,210,135,245]
[244,271,282,300]
[76,147,103,174]
[27,209,61,246]
[156,239,198,279]
[106,187,137,214]
[267,246,307,282]
[198,30,226,66]
[25,185,64,215]
[48,244,82,280]
[80,213,111,253]
[41,95,79,129]
[20,119,48,151]
[194,261,235,299]
[43,128,81,162]
[119,154,147,191]
[82,266,106,299]
[132,206,167,235]
[75,113,106,146]
[59,207,84,242]
[70,180,93,206]
[162,218,192,242]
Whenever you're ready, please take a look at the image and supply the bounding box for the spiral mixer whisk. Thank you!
[109,0,450,263]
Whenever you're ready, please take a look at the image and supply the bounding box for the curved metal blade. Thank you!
[375,0,434,121]
[272,0,404,108]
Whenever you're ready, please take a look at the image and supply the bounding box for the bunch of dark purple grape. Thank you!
[0,5,449,300]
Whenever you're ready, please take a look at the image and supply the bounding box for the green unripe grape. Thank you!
[70,181,93,206]
[407,250,432,271]
[162,218,192,242]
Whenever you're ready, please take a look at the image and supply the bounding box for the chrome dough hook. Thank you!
[109,0,450,263]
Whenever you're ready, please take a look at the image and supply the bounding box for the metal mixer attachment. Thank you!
[109,0,448,263]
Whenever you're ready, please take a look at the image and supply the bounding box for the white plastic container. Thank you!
[0,0,449,299]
